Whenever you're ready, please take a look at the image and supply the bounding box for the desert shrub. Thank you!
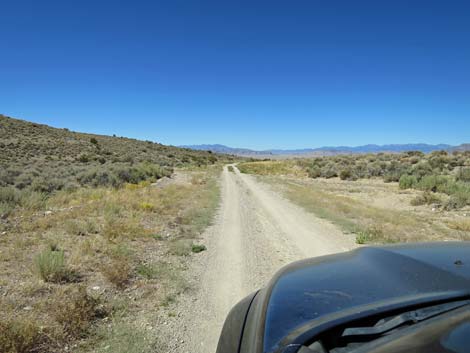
[339,168,357,181]
[31,177,64,193]
[77,153,91,163]
[0,186,20,204]
[457,167,470,182]
[18,190,47,210]
[307,165,321,178]
[444,192,470,210]
[35,247,76,283]
[410,192,442,206]
[399,175,418,189]
[227,166,235,173]
[208,155,218,164]
[0,202,15,218]
[411,161,433,179]
[0,318,49,353]
[14,173,33,189]
[90,137,98,145]
[383,171,402,183]
[321,164,338,178]
[65,218,99,236]
[417,175,450,192]
[53,286,103,339]
[429,155,449,171]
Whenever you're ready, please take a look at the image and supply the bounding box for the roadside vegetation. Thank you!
[239,151,470,244]
[0,115,224,353]
[0,114,229,207]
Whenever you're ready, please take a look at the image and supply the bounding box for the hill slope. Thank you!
[0,114,229,191]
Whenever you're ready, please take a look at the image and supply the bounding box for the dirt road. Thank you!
[161,165,356,353]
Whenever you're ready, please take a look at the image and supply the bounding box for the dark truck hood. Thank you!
[262,242,470,353]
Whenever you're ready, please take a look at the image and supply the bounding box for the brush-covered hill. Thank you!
[0,114,231,192]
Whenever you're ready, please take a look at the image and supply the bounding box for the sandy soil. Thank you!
[158,165,355,353]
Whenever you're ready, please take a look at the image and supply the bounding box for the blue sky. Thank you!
[1,0,469,149]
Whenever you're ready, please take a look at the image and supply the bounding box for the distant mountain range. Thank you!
[182,143,469,158]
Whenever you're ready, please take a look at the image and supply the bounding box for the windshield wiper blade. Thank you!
[342,299,470,338]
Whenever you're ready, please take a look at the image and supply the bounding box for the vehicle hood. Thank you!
[263,242,470,352]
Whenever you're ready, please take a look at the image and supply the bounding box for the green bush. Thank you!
[416,175,450,192]
[399,175,418,189]
[191,244,207,253]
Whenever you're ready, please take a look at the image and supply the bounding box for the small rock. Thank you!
[92,286,100,291]
[0,231,6,235]
[23,306,32,311]
[44,211,53,216]
[432,208,436,212]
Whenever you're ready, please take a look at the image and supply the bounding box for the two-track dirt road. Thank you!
[162,165,356,353]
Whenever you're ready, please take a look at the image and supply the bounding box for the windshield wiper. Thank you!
[341,299,470,338]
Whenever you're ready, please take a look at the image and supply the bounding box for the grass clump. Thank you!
[94,321,156,353]
[169,239,193,256]
[355,225,386,244]
[35,246,76,283]
[410,192,443,206]
[191,244,207,253]
[53,286,104,339]
[102,255,132,288]
[136,263,159,280]
[0,318,49,353]
[447,219,470,232]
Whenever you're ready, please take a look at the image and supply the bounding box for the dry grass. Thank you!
[238,161,306,176]
[0,167,221,353]
[447,219,470,232]
[0,318,50,353]
[52,286,104,339]
[264,177,469,244]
